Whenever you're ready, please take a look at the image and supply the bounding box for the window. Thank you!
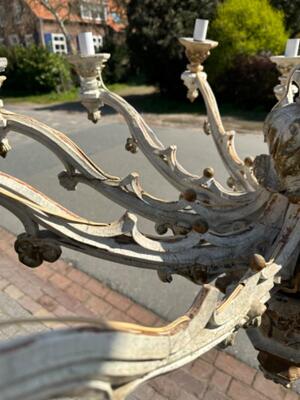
[51,33,67,54]
[80,3,92,20]
[0,38,4,46]
[8,34,20,46]
[80,2,104,21]
[93,35,103,52]
[24,34,34,47]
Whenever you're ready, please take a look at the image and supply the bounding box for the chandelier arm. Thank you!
[99,89,254,202]
[75,174,273,233]
[0,111,272,237]
[194,71,258,191]
[0,112,209,229]
[0,239,283,400]
[0,174,265,279]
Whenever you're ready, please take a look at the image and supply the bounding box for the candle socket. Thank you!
[179,38,218,73]
[68,54,110,123]
[270,55,300,101]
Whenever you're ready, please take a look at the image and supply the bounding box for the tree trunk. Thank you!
[38,0,77,54]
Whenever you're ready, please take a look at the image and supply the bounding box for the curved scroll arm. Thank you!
[68,54,259,201]
[0,109,271,236]
[0,209,296,400]
[194,70,258,191]
[0,170,286,283]
[178,38,258,192]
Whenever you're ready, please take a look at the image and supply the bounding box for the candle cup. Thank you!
[68,53,110,122]
[270,55,300,101]
[193,19,209,42]
[78,32,95,57]
[179,37,218,73]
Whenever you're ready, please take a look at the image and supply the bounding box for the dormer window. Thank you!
[80,2,105,22]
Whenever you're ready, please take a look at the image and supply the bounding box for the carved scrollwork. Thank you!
[14,233,62,268]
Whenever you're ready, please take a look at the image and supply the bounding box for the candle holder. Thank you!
[1,32,300,398]
[179,37,218,73]
[270,55,300,101]
[68,53,110,123]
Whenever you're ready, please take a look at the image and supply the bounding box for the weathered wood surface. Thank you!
[0,40,300,398]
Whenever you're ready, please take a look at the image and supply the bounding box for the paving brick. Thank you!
[17,278,44,301]
[215,351,256,386]
[150,376,182,399]
[284,391,300,400]
[105,289,133,311]
[68,268,90,285]
[66,282,90,302]
[177,390,198,400]
[203,388,230,400]
[0,278,9,290]
[190,358,215,381]
[132,383,157,400]
[53,305,75,318]
[210,369,231,392]
[49,273,72,290]
[106,307,136,323]
[33,308,64,329]
[4,284,23,300]
[201,349,218,364]
[85,278,109,298]
[33,266,54,281]
[18,295,43,314]
[38,294,59,313]
[228,380,269,400]
[127,303,157,326]
[50,261,73,276]
[253,372,288,400]
[42,284,82,312]
[86,295,112,316]
[169,370,207,398]
[72,303,95,318]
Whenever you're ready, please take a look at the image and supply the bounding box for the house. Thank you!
[0,0,124,54]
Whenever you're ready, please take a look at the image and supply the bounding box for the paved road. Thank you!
[0,103,269,367]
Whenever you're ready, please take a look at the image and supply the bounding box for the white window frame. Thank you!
[80,3,92,20]
[51,33,68,54]
[93,35,103,52]
[80,2,104,22]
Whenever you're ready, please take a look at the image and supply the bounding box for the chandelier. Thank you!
[0,20,299,399]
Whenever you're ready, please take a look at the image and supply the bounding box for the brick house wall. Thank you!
[0,0,122,53]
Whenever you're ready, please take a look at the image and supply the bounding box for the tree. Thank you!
[127,0,219,98]
[208,0,288,80]
[270,0,300,35]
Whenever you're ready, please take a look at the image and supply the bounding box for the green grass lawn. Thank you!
[2,83,154,105]
[2,83,267,121]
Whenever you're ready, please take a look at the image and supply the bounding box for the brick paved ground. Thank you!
[0,228,298,400]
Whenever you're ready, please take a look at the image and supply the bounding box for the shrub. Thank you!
[127,0,219,98]
[208,0,288,80]
[0,45,72,95]
[270,0,300,36]
[216,54,279,110]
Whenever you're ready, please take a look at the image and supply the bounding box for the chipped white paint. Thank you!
[0,36,299,398]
